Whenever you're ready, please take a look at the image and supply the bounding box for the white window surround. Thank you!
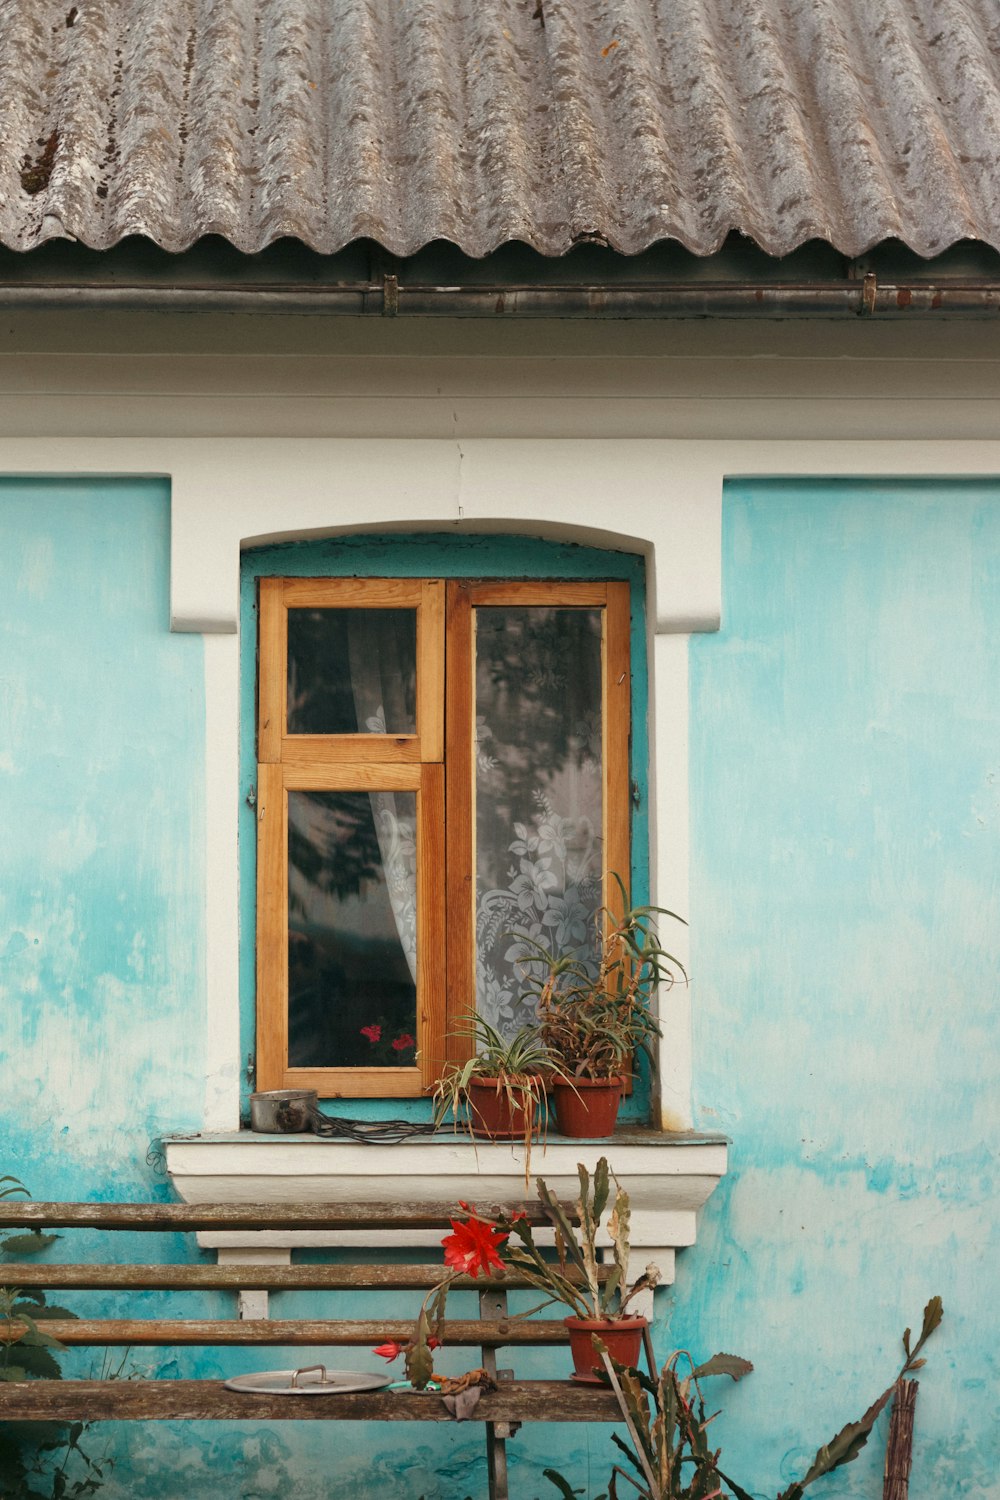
[5,435,998,1269]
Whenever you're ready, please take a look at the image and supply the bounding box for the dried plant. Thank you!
[542,1296,944,1500]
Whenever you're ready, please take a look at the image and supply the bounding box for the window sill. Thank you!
[163,1127,728,1285]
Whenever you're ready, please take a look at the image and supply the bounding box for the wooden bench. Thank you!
[0,1199,627,1500]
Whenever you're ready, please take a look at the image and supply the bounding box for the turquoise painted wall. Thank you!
[678,479,998,1497]
[0,479,206,1189]
[0,480,996,1497]
[0,479,213,1494]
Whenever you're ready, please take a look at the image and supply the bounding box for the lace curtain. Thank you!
[473,607,604,1038]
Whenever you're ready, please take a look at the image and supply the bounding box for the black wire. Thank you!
[306,1105,436,1144]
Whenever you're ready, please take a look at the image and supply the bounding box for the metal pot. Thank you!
[250,1089,318,1135]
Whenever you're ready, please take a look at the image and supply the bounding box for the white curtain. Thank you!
[347,616,418,984]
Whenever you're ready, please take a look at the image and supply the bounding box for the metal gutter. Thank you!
[0,276,998,317]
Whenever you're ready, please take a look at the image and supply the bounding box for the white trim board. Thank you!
[0,437,997,636]
[165,1132,729,1293]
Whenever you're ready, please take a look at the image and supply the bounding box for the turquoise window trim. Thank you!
[239,533,650,1123]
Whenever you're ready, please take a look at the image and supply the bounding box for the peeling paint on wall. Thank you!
[0,479,996,1496]
[0,478,206,1189]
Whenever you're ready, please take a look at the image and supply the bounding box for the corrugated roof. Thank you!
[1,0,999,261]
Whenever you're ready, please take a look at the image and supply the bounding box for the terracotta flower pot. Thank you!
[466,1077,542,1140]
[552,1075,623,1138]
[564,1315,648,1383]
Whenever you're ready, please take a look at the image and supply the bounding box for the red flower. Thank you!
[391,1033,416,1052]
[360,1024,382,1044]
[442,1215,508,1278]
[372,1336,440,1361]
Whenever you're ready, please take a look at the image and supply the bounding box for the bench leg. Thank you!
[216,1247,291,1320]
[479,1287,516,1500]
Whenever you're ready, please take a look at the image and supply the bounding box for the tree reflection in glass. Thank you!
[287,789,418,1068]
[287,609,417,735]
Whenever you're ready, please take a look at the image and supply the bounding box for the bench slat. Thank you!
[0,1379,618,1423]
[1,1263,605,1292]
[35,1318,570,1346]
[0,1201,556,1231]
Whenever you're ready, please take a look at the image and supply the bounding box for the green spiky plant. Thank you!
[0,1176,67,1385]
[431,1015,559,1175]
[494,1157,660,1322]
[541,1296,944,1500]
[0,1175,112,1500]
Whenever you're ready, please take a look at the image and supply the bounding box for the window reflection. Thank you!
[287,789,417,1067]
[474,607,604,1038]
[287,609,417,735]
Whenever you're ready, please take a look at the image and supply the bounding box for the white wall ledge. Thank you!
[164,1129,728,1287]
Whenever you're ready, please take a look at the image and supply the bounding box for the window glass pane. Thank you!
[286,609,417,735]
[287,789,417,1067]
[474,607,604,1038]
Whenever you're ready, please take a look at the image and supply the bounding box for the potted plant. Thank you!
[519,878,686,1138]
[391,1157,659,1388]
[431,1015,556,1164]
[494,1157,660,1380]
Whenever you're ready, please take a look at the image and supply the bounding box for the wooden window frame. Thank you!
[443,580,631,1067]
[255,575,631,1098]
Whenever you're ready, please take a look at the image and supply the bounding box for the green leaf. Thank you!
[577,1162,594,1245]
[797,1385,895,1488]
[610,1431,647,1479]
[14,1288,47,1306]
[0,1232,59,1255]
[607,1181,631,1299]
[0,1420,66,1449]
[592,1158,610,1224]
[689,1353,754,1383]
[0,1365,28,1381]
[600,1264,622,1317]
[715,1468,759,1500]
[615,1362,657,1474]
[902,1296,943,1374]
[542,1469,584,1498]
[17,1344,64,1378]
[536,1178,588,1277]
[30,1303,78,1321]
[0,1177,29,1200]
[917,1296,943,1351]
[427,1283,450,1340]
[405,1309,436,1391]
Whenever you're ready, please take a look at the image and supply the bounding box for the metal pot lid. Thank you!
[224,1366,392,1395]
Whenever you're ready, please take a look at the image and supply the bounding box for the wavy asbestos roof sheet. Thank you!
[1,0,999,260]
